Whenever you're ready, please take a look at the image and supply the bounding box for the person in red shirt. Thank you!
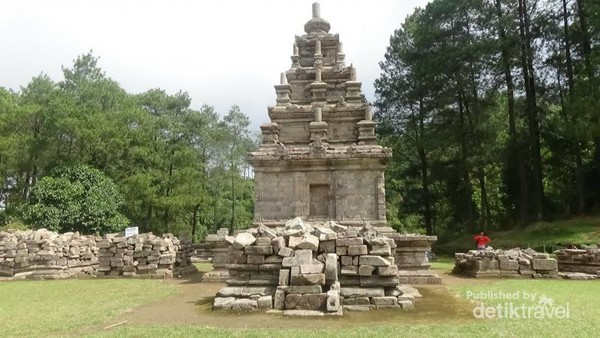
[474,231,491,250]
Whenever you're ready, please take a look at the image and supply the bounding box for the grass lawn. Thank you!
[0,278,177,337]
[2,272,598,337]
[194,262,214,272]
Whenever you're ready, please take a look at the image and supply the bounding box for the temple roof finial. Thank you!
[312,2,320,18]
[304,2,330,34]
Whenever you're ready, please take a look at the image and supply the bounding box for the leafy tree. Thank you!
[22,165,128,234]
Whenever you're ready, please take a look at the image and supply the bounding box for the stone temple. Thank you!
[248,3,392,228]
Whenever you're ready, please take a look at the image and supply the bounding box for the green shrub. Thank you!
[22,165,129,234]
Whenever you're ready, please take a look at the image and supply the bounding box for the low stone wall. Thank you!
[213,219,417,315]
[96,233,196,278]
[555,248,600,275]
[376,229,441,284]
[0,229,196,280]
[453,248,559,278]
[195,228,231,282]
[0,229,99,279]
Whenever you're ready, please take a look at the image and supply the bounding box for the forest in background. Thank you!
[375,0,599,239]
[1,0,598,241]
[0,53,255,240]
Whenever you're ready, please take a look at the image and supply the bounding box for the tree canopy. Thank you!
[375,0,599,236]
[0,52,255,239]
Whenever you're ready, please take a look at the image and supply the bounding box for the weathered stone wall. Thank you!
[0,229,99,279]
[555,248,600,275]
[96,233,195,278]
[195,228,231,282]
[213,219,417,315]
[453,248,559,278]
[0,229,195,280]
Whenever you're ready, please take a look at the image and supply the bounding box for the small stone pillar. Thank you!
[275,72,292,105]
[345,67,362,104]
[309,107,328,142]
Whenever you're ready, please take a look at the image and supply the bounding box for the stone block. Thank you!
[247,255,265,265]
[499,260,519,271]
[532,258,558,271]
[274,289,286,310]
[278,247,294,257]
[281,257,297,267]
[372,296,399,307]
[300,263,324,274]
[230,298,258,311]
[340,287,384,298]
[232,233,256,250]
[398,300,414,310]
[343,305,375,311]
[245,245,273,255]
[272,237,286,253]
[341,255,353,266]
[265,255,283,263]
[258,224,277,239]
[377,265,399,276]
[325,253,338,283]
[287,285,322,294]
[359,276,399,287]
[289,234,319,251]
[370,245,391,256]
[257,295,273,309]
[341,266,358,275]
[213,297,235,310]
[342,297,371,305]
[336,246,348,256]
[359,255,391,267]
[259,263,281,271]
[291,273,326,285]
[336,238,364,247]
[279,269,290,286]
[348,245,368,256]
[319,240,336,253]
[358,265,375,276]
[338,275,360,286]
[255,237,272,246]
[285,294,302,309]
[295,250,313,265]
[296,293,327,311]
[326,290,340,312]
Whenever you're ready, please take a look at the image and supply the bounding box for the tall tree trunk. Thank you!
[418,97,433,235]
[478,168,490,229]
[495,0,529,223]
[191,204,199,243]
[518,0,544,221]
[457,91,475,226]
[230,167,236,234]
[562,0,585,214]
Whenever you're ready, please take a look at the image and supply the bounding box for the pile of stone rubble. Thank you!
[0,229,99,279]
[213,218,419,316]
[0,229,196,280]
[555,248,600,279]
[96,233,196,278]
[453,248,558,278]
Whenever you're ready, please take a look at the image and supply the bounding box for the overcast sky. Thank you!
[1,0,431,131]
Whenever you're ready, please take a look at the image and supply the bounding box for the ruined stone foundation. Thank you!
[212,219,420,315]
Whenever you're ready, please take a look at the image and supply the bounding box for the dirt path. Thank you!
[113,269,491,329]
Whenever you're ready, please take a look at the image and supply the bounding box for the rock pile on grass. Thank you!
[213,218,417,315]
[453,248,558,278]
[0,229,196,279]
[555,248,600,277]
[0,229,99,279]
[96,233,196,278]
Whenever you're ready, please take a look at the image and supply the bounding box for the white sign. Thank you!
[124,226,139,237]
